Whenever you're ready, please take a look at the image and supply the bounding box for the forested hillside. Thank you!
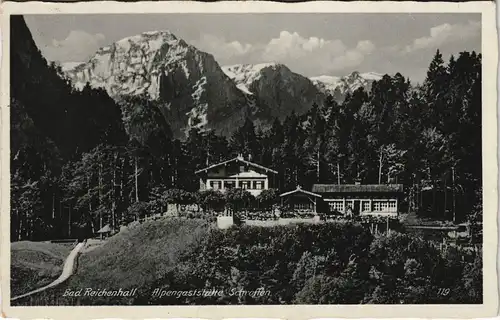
[11,15,127,240]
[18,222,482,305]
[10,15,482,241]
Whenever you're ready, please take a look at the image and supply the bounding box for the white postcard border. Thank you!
[0,2,498,319]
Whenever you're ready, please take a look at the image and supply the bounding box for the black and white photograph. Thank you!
[1,2,498,318]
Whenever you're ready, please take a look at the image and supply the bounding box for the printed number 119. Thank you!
[437,288,450,296]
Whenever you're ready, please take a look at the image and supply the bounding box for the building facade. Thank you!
[195,155,277,197]
[279,183,403,216]
[312,184,403,217]
[279,186,322,213]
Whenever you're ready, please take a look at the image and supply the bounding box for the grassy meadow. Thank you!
[10,241,73,297]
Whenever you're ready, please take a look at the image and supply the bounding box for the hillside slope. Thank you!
[11,241,73,297]
[11,221,482,306]
[62,218,212,304]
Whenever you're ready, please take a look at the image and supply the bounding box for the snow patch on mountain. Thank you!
[222,62,325,120]
[360,72,384,81]
[188,76,209,131]
[60,61,85,72]
[310,71,383,102]
[222,63,277,95]
[310,75,341,86]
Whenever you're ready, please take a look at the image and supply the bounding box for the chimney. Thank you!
[236,153,243,160]
[247,154,252,161]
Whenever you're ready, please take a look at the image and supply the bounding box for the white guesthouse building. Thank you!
[195,155,277,197]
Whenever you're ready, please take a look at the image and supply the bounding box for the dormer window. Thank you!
[239,165,245,173]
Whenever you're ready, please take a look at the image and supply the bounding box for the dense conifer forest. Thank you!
[10,15,482,241]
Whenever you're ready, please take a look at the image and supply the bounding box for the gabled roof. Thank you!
[312,184,404,193]
[195,155,278,174]
[97,224,111,233]
[280,186,322,198]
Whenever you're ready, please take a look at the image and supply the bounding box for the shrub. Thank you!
[294,275,337,304]
[198,189,225,212]
[163,189,196,209]
[125,201,149,223]
[150,222,374,305]
[148,185,169,214]
[22,220,481,305]
[225,188,255,213]
[146,223,479,305]
[256,189,279,211]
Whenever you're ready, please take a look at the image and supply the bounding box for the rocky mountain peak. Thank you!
[348,70,361,78]
[63,30,251,138]
[63,30,212,98]
[60,29,384,138]
[222,62,325,120]
[310,71,383,102]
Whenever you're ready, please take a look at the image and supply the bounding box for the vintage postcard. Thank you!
[0,1,498,319]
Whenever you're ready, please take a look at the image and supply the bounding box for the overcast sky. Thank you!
[25,13,481,83]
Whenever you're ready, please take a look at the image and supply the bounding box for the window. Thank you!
[328,201,344,212]
[373,201,393,212]
[381,201,389,211]
[240,181,250,189]
[388,200,397,212]
[346,200,355,210]
[224,181,235,189]
[295,202,312,210]
[362,201,371,212]
[239,165,245,173]
[254,181,264,190]
[210,181,222,190]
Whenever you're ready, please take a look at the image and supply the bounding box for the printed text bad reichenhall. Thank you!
[151,288,271,299]
[63,288,137,297]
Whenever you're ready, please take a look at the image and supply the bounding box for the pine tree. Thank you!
[423,49,449,128]
[229,118,260,160]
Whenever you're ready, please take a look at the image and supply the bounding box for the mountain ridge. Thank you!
[61,30,383,137]
[63,30,253,138]
[221,62,325,120]
[310,71,383,102]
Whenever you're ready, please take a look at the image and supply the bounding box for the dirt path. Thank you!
[11,241,86,301]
